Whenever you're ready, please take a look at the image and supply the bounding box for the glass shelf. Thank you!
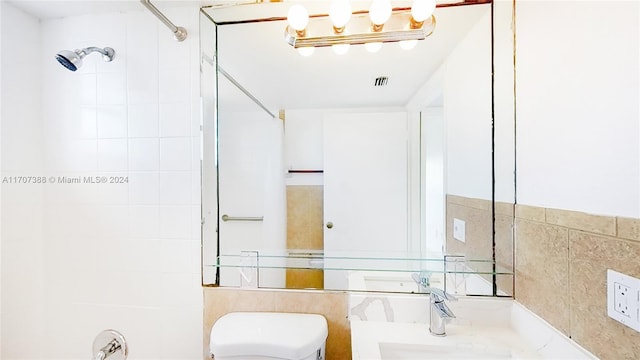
[209,251,514,276]
[207,250,514,296]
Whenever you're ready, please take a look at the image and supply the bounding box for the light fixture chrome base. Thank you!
[285,11,435,48]
[92,329,128,360]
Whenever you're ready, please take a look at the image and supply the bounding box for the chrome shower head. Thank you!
[55,47,115,72]
[55,49,82,71]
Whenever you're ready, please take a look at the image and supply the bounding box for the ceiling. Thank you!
[6,0,482,20]
[7,0,205,20]
[213,4,489,111]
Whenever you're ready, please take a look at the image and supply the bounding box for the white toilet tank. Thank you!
[210,312,328,360]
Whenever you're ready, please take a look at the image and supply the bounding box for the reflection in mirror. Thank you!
[200,0,515,296]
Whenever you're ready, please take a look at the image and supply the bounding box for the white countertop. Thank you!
[349,296,597,360]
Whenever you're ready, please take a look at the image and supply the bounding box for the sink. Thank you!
[350,310,542,360]
[379,342,513,359]
[351,297,597,360]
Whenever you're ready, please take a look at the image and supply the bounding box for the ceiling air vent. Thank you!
[374,76,389,87]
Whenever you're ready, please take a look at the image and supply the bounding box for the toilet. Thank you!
[210,312,328,360]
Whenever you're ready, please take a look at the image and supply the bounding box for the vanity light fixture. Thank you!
[285,0,436,54]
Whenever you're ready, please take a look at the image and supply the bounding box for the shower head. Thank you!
[55,50,82,71]
[55,47,115,72]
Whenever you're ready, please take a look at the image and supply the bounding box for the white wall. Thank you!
[1,2,45,357]
[422,107,445,255]
[283,110,325,186]
[284,110,324,175]
[1,3,202,359]
[516,1,640,218]
[444,8,493,200]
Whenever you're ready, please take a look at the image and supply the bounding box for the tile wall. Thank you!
[515,204,640,359]
[286,185,324,289]
[445,194,514,295]
[1,3,46,356]
[2,3,202,358]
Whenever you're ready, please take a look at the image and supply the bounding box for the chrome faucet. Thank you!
[428,288,457,336]
[411,271,432,293]
[411,273,457,336]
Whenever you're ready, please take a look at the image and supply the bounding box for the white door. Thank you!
[323,112,408,289]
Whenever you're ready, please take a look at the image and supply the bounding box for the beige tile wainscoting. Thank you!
[515,204,640,359]
[286,185,324,289]
[203,287,351,360]
[446,195,515,295]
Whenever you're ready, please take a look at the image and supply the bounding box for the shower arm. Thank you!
[81,47,110,57]
[140,0,187,42]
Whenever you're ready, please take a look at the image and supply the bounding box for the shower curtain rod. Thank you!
[218,65,276,119]
[140,0,187,41]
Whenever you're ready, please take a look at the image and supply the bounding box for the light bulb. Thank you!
[369,0,392,25]
[287,5,309,31]
[399,39,418,50]
[411,0,436,22]
[297,47,315,57]
[364,42,383,53]
[332,43,350,55]
[330,0,352,28]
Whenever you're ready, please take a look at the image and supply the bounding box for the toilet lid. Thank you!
[210,312,328,359]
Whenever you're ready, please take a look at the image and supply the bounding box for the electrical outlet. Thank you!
[453,218,465,242]
[607,269,640,333]
[614,282,631,316]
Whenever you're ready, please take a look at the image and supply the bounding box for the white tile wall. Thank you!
[129,138,160,171]
[98,138,128,171]
[159,205,193,239]
[129,206,161,239]
[1,3,46,358]
[129,172,160,205]
[2,3,202,359]
[129,103,160,137]
[81,73,98,105]
[97,105,128,138]
[97,73,127,105]
[160,102,192,137]
[160,137,193,171]
[79,106,98,139]
[160,171,192,204]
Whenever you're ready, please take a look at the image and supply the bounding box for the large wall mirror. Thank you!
[200,0,515,296]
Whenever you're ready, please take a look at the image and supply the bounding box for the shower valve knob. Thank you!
[92,329,128,360]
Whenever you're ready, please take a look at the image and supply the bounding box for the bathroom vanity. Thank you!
[350,296,597,359]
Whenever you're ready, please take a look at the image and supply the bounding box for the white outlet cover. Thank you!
[607,269,640,333]
[453,218,465,242]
